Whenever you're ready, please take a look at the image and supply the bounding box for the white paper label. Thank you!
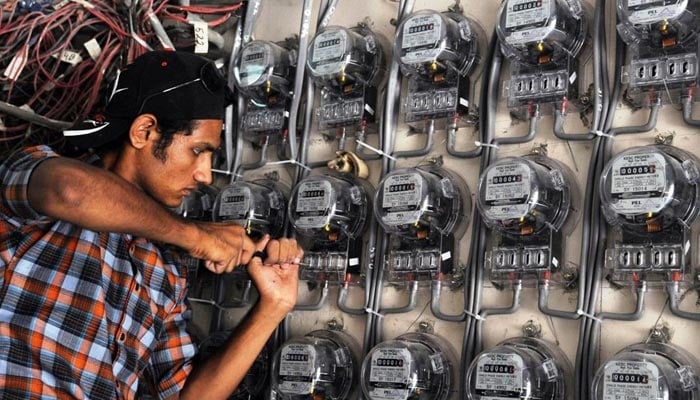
[52,49,83,66]
[603,361,660,400]
[239,42,269,87]
[295,180,332,228]
[484,162,532,220]
[400,13,443,64]
[192,20,209,54]
[627,0,686,24]
[505,0,553,44]
[278,344,316,395]
[3,45,28,81]
[542,359,559,380]
[217,185,251,221]
[311,29,347,76]
[83,38,102,61]
[610,152,669,214]
[382,173,424,226]
[475,353,525,398]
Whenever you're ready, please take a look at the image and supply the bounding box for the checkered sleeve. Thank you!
[0,145,58,222]
[147,296,197,399]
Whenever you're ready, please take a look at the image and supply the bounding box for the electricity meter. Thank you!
[361,332,456,400]
[271,330,359,400]
[177,185,219,221]
[288,174,372,281]
[477,155,579,284]
[394,10,484,123]
[497,0,589,109]
[233,40,296,139]
[617,0,700,104]
[466,337,572,400]
[600,145,700,284]
[199,331,269,400]
[374,166,470,281]
[307,25,387,130]
[592,342,700,400]
[212,179,287,239]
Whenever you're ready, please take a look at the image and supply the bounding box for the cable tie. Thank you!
[593,130,614,139]
[130,31,154,51]
[474,141,499,149]
[355,139,397,161]
[464,309,485,321]
[268,159,312,171]
[365,308,384,319]
[211,169,243,179]
[577,309,603,323]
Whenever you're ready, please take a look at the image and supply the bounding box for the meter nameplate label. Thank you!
[382,173,423,226]
[296,180,332,228]
[627,0,686,24]
[218,185,250,222]
[610,152,669,214]
[311,29,348,76]
[239,42,268,87]
[603,361,660,400]
[484,162,532,220]
[400,13,443,64]
[475,353,524,398]
[278,344,316,395]
[505,0,552,44]
[369,348,412,400]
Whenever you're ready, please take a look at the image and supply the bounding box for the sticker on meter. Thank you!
[400,13,443,64]
[474,353,525,398]
[484,162,532,220]
[238,42,269,87]
[278,344,316,395]
[217,185,250,222]
[311,29,348,76]
[627,0,686,24]
[382,173,424,226]
[610,152,669,214]
[369,348,412,400]
[295,180,332,228]
[504,0,553,45]
[602,360,661,400]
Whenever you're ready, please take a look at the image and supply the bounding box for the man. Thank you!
[0,50,301,399]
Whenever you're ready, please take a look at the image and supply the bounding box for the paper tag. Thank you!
[441,251,451,261]
[53,0,70,10]
[4,45,29,81]
[83,38,102,61]
[52,49,83,66]
[192,20,209,54]
[349,258,360,266]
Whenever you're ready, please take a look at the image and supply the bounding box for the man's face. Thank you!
[137,119,222,208]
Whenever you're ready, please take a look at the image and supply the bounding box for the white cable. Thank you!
[577,309,603,323]
[365,308,384,318]
[355,139,398,161]
[474,141,499,149]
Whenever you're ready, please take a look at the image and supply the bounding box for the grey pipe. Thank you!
[608,98,661,136]
[682,96,700,127]
[430,279,466,322]
[666,281,700,321]
[293,280,330,311]
[446,118,481,158]
[491,104,539,147]
[392,119,435,158]
[235,135,270,176]
[220,279,254,308]
[356,126,382,161]
[379,280,419,314]
[242,0,263,43]
[475,282,523,354]
[552,109,596,141]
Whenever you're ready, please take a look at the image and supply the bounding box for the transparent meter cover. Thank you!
[600,145,700,233]
[476,155,579,237]
[496,0,588,67]
[198,331,269,400]
[617,0,700,49]
[374,167,470,239]
[307,25,386,90]
[233,40,294,103]
[361,332,456,400]
[176,185,219,221]
[289,174,370,242]
[394,10,484,79]
[592,342,700,400]
[271,330,359,400]
[466,337,573,400]
[212,180,287,238]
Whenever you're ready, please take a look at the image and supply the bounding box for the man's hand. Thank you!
[247,235,303,318]
[187,222,256,274]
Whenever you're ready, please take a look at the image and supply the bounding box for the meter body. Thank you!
[374,166,470,282]
[213,179,288,239]
[600,145,700,285]
[477,155,579,285]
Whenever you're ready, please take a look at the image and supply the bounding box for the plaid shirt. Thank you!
[0,146,196,399]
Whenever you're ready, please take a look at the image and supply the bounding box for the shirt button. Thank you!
[134,283,140,292]
[117,331,126,343]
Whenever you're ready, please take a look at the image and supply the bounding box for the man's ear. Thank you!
[128,114,158,150]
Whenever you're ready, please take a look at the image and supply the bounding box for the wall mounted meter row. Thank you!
[467,337,572,400]
[234,39,296,142]
[600,145,700,285]
[375,165,470,282]
[592,342,700,399]
[617,0,700,104]
[497,0,589,114]
[477,154,580,285]
[395,9,484,127]
[307,24,387,132]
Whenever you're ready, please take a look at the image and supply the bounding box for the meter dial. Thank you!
[361,333,456,400]
[477,156,579,237]
[466,337,572,400]
[617,0,700,49]
[212,180,287,239]
[592,342,700,400]
[234,40,294,104]
[600,145,700,234]
[374,167,470,240]
[496,0,588,66]
[271,330,359,400]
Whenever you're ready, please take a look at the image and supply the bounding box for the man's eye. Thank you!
[193,148,203,156]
